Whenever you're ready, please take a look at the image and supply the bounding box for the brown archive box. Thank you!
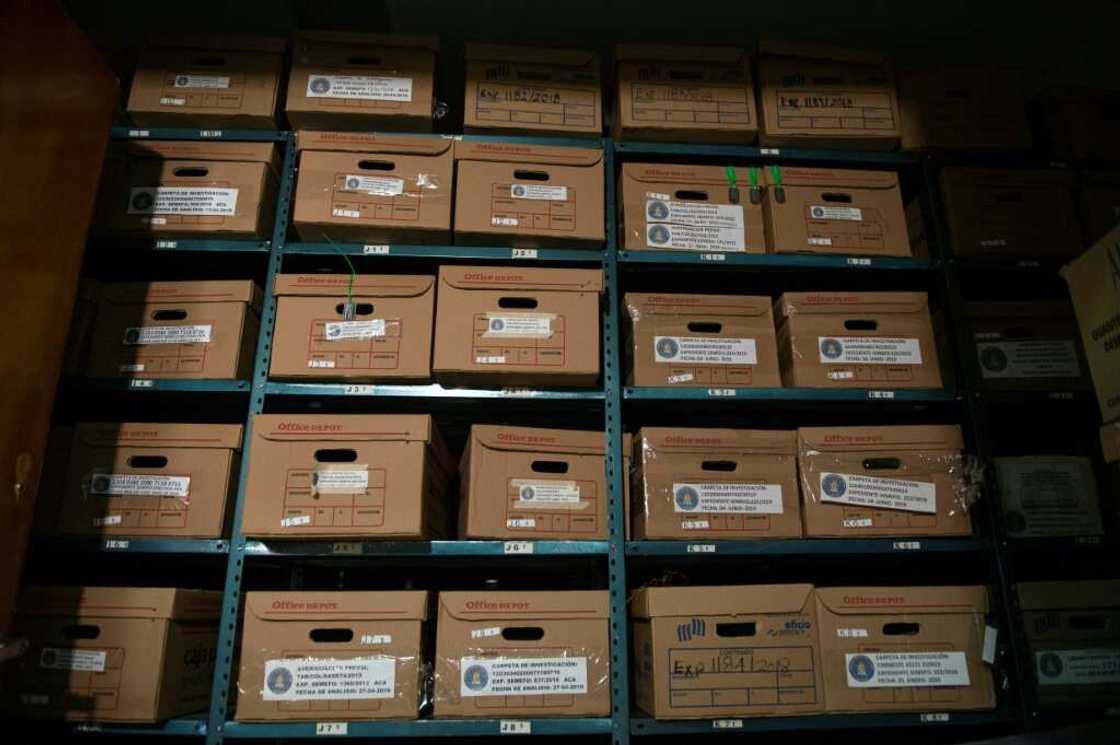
[1078,171,1120,247]
[86,280,261,379]
[632,428,801,539]
[126,35,285,129]
[453,141,605,248]
[270,274,435,381]
[6,586,220,722]
[434,590,610,717]
[967,302,1089,391]
[816,586,995,713]
[756,42,900,149]
[774,292,943,389]
[940,168,1082,260]
[97,140,279,238]
[240,414,453,539]
[631,584,824,719]
[433,266,602,387]
[464,44,601,137]
[995,456,1103,539]
[1037,88,1120,164]
[53,422,242,539]
[798,425,970,538]
[1018,581,1120,709]
[613,44,758,144]
[625,293,781,388]
[619,163,765,254]
[235,591,429,721]
[291,131,453,244]
[762,167,911,257]
[286,32,437,132]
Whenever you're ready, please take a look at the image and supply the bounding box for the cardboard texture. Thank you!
[127,35,285,129]
[1104,422,1120,464]
[797,425,971,538]
[240,414,453,539]
[63,279,101,376]
[1017,581,1120,708]
[619,163,765,254]
[1078,171,1120,247]
[613,44,758,144]
[464,44,601,136]
[433,266,602,387]
[631,584,824,719]
[7,586,220,722]
[940,168,1082,260]
[774,292,943,388]
[625,293,781,388]
[434,590,610,717]
[816,586,994,712]
[1061,223,1120,423]
[286,32,437,132]
[762,167,911,257]
[270,274,435,381]
[86,280,261,379]
[453,141,605,248]
[1037,88,1120,164]
[632,428,801,539]
[32,427,74,538]
[97,141,279,238]
[291,132,453,244]
[995,456,1103,539]
[966,302,1089,391]
[235,591,429,721]
[756,43,900,149]
[53,422,242,539]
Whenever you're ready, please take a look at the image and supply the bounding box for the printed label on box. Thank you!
[89,473,191,498]
[512,479,581,505]
[39,648,107,673]
[810,205,863,221]
[845,651,970,688]
[160,96,187,106]
[306,74,413,102]
[123,324,212,346]
[173,74,231,89]
[645,199,746,252]
[262,657,396,701]
[1035,648,1120,686]
[128,187,238,216]
[976,340,1081,379]
[997,457,1102,537]
[324,319,387,341]
[341,175,405,197]
[818,337,923,365]
[311,468,369,495]
[511,184,568,201]
[483,313,553,339]
[819,473,936,514]
[459,656,587,697]
[654,336,757,365]
[671,482,784,514]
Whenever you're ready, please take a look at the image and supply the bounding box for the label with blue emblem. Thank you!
[644,197,746,252]
[1035,648,1120,686]
[819,472,936,514]
[817,336,922,365]
[262,657,395,701]
[459,656,587,697]
[672,482,783,514]
[654,336,757,365]
[844,651,969,688]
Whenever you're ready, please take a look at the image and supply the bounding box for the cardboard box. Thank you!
[7,586,220,722]
[235,591,429,721]
[762,167,911,257]
[967,302,1090,391]
[631,584,823,719]
[240,414,452,539]
[625,293,781,388]
[291,131,453,244]
[1037,88,1120,164]
[613,44,758,144]
[53,422,242,539]
[1061,223,1120,423]
[126,35,285,129]
[97,140,279,238]
[897,64,1032,151]
[756,42,899,149]
[619,163,765,253]
[270,273,435,381]
[63,279,101,376]
[464,44,601,137]
[433,266,602,387]
[995,456,1103,539]
[286,32,437,132]
[453,141,605,248]
[797,425,972,538]
[775,292,943,388]
[31,428,74,537]
[1017,580,1120,709]
[940,168,1082,260]
[86,280,261,379]
[816,586,994,712]
[1078,171,1120,247]
[632,428,801,539]
[434,590,609,717]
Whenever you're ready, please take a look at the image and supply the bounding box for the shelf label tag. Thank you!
[499,720,531,735]
[103,539,130,550]
[362,244,390,255]
[847,257,872,266]
[707,388,736,397]
[128,129,150,138]
[867,390,895,399]
[343,385,375,395]
[331,542,362,555]
[503,541,534,555]
[129,379,154,388]
[893,541,922,550]
[921,713,950,723]
[687,544,716,554]
[155,239,178,249]
[760,147,780,155]
[713,719,743,729]
[699,252,726,261]
[315,722,348,736]
[511,248,538,259]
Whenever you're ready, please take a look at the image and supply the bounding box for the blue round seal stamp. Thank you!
[647,224,671,245]
[309,76,332,94]
[647,200,670,220]
[848,655,875,683]
[820,338,844,360]
[1038,652,1063,679]
[464,664,489,691]
[674,485,700,511]
[822,474,847,499]
[267,666,294,695]
[656,337,680,359]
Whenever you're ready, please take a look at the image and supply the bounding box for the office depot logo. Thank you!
[664,436,723,446]
[465,599,531,611]
[843,595,906,606]
[822,435,885,444]
[271,600,340,611]
[275,422,343,433]
[496,432,557,444]
[463,272,524,282]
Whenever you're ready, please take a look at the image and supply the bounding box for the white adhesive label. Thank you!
[128,187,238,216]
[173,74,230,89]
[845,651,970,688]
[477,355,506,364]
[499,721,531,734]
[484,314,553,339]
[124,324,212,345]
[511,184,567,201]
[645,198,745,252]
[492,216,519,226]
[681,519,710,530]
[1036,648,1120,686]
[977,340,1081,379]
[808,237,833,246]
[460,656,587,697]
[471,627,502,639]
[671,483,783,514]
[818,336,923,365]
[306,74,413,101]
[281,515,312,527]
[93,515,122,526]
[262,657,395,701]
[90,473,190,498]
[160,96,186,106]
[324,319,387,341]
[333,208,360,218]
[360,634,391,645]
[838,628,869,638]
[512,479,581,505]
[810,205,863,221]
[843,518,873,528]
[506,518,535,528]
[40,648,106,672]
[308,360,336,368]
[316,723,348,736]
[342,175,404,196]
[312,469,369,495]
[819,473,936,514]
[667,373,694,384]
[654,336,757,365]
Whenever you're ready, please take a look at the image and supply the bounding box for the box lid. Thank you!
[1017,581,1120,611]
[253,414,433,444]
[758,40,888,65]
[615,43,747,65]
[770,166,899,190]
[965,301,1076,321]
[623,163,761,188]
[274,274,434,299]
[295,31,439,52]
[101,280,261,307]
[816,586,989,616]
[75,422,243,450]
[1102,422,1120,464]
[776,291,929,318]
[798,425,963,453]
[471,425,605,456]
[114,140,278,164]
[638,427,796,455]
[18,586,221,620]
[295,130,453,156]
[626,293,772,320]
[454,140,602,167]
[440,266,603,293]
[246,591,429,621]
[631,584,814,619]
[439,591,608,621]
[942,167,1076,189]
[466,43,598,68]
[143,33,287,54]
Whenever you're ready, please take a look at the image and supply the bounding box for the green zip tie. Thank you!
[748,166,760,189]
[769,164,783,186]
[724,165,738,188]
[328,240,358,317]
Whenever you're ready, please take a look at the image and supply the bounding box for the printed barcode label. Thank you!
[129,379,154,388]
[868,390,895,399]
[847,257,872,266]
[921,713,950,723]
[707,388,736,397]
[331,542,362,555]
[700,253,726,261]
[687,544,716,554]
[155,240,178,249]
[362,244,390,255]
[315,723,348,736]
[499,721,531,734]
[511,248,538,259]
[343,385,375,395]
[893,541,921,550]
[503,541,534,554]
[713,719,743,729]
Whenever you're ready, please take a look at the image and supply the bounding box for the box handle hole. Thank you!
[172,167,209,177]
[335,303,374,316]
[668,69,702,80]
[357,160,395,171]
[843,319,878,331]
[314,449,358,463]
[674,190,709,201]
[883,622,920,635]
[191,55,226,66]
[517,70,552,82]
[701,460,737,472]
[513,170,550,181]
[863,457,901,470]
[716,622,756,637]
[1068,615,1107,631]
[62,624,101,640]
[498,297,538,309]
[501,626,544,641]
[152,309,188,321]
[309,628,354,643]
[531,460,569,474]
[347,56,381,65]
[129,455,168,469]
[687,321,722,333]
[821,192,853,203]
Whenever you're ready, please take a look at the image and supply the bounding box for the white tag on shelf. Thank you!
[686,544,716,554]
[712,719,743,729]
[921,713,950,723]
[503,541,534,555]
[363,244,390,255]
[315,723,348,736]
[499,720,531,735]
[511,248,538,259]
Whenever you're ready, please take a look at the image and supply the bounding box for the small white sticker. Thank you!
[681,519,710,530]
[173,74,230,89]
[363,244,390,255]
[511,184,567,201]
[503,542,534,555]
[104,539,130,550]
[128,129,150,138]
[980,238,1008,247]
[712,719,743,729]
[147,216,168,225]
[845,651,970,688]
[646,191,671,201]
[155,240,178,249]
[281,515,312,528]
[1036,648,1120,686]
[90,473,190,498]
[124,324,212,345]
[645,199,746,252]
[263,657,396,700]
[829,371,855,380]
[160,96,187,106]
[312,469,369,495]
[492,216,519,226]
[128,187,238,216]
[838,628,869,638]
[360,634,391,645]
[655,336,757,365]
[477,355,507,364]
[707,388,736,397]
[40,648,106,672]
[333,543,363,555]
[820,473,936,514]
[93,515,123,526]
[332,208,360,219]
[315,723,348,736]
[471,626,503,639]
[308,359,336,368]
[842,518,873,528]
[199,130,222,138]
[893,541,922,550]
[499,721,532,735]
[809,237,833,246]
[868,390,895,399]
[341,175,404,197]
[324,319,387,341]
[760,148,781,156]
[306,74,413,101]
[921,713,950,723]
[506,518,535,528]
[671,482,784,514]
[343,385,374,395]
[128,378,154,388]
[460,656,587,697]
[511,248,538,259]
[484,314,553,339]
[667,373,694,384]
[977,340,1081,379]
[512,479,581,505]
[699,252,726,261]
[810,204,863,221]
[819,336,923,365]
[982,625,998,665]
[686,544,716,553]
[847,257,872,266]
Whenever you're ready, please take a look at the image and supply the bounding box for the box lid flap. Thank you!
[472,425,605,455]
[616,43,746,65]
[253,414,433,443]
[440,591,608,621]
[454,140,602,167]
[246,591,429,621]
[776,291,929,317]
[76,422,243,450]
[798,425,963,454]
[816,586,989,616]
[115,140,277,164]
[759,40,888,65]
[1017,581,1120,611]
[626,293,772,320]
[101,280,260,306]
[638,427,796,455]
[466,43,598,68]
[143,33,287,54]
[439,266,603,293]
[623,163,762,188]
[1102,422,1120,464]
[295,130,453,156]
[772,167,899,190]
[18,586,221,620]
[631,584,814,618]
[295,31,438,52]
[274,274,434,298]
